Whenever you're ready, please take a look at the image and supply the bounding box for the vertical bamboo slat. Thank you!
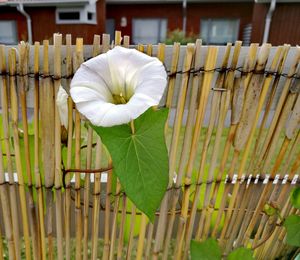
[175,46,218,260]
[64,33,73,260]
[18,41,41,260]
[101,33,111,260]
[0,45,16,260]
[53,33,64,260]
[9,47,32,259]
[0,45,21,260]
[90,34,101,260]
[74,37,84,260]
[33,41,47,260]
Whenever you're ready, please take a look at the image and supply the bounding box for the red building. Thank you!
[0,0,299,45]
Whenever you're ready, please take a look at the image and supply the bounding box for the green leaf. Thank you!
[263,203,277,216]
[92,108,169,221]
[284,215,300,246]
[190,239,221,260]
[228,247,255,260]
[291,187,300,209]
[295,253,300,260]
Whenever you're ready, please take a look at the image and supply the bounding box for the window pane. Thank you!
[200,19,239,45]
[133,19,167,44]
[59,12,80,20]
[106,19,115,42]
[0,21,17,45]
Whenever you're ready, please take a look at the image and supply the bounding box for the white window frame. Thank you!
[56,4,97,25]
[0,20,18,45]
[200,18,240,45]
[132,18,167,44]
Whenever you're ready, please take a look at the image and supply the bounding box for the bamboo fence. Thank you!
[0,31,299,259]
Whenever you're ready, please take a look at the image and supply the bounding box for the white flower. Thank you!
[70,46,167,127]
[56,85,69,129]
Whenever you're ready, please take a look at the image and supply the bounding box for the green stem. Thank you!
[130,120,135,134]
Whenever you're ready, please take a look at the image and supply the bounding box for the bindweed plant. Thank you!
[57,46,169,221]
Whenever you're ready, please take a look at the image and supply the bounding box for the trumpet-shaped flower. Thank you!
[56,85,69,129]
[70,46,167,127]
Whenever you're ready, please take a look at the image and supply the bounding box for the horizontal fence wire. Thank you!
[0,67,300,80]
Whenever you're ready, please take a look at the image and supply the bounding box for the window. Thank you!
[56,4,96,24]
[59,12,80,21]
[106,19,115,42]
[132,19,167,44]
[0,21,18,45]
[200,19,239,45]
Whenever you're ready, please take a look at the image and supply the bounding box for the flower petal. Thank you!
[107,46,166,99]
[76,100,131,127]
[70,82,113,103]
[56,85,69,129]
[70,46,168,127]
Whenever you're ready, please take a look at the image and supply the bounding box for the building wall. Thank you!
[268,3,300,46]
[0,0,106,44]
[0,7,28,42]
[106,2,254,43]
[251,3,300,46]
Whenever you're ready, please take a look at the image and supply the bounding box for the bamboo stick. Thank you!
[125,205,136,260]
[40,40,55,259]
[83,124,93,260]
[153,43,194,260]
[109,182,121,260]
[0,45,21,260]
[74,37,84,260]
[165,42,180,108]
[136,214,148,260]
[53,33,64,260]
[152,43,180,260]
[254,47,300,172]
[145,223,154,259]
[102,33,112,260]
[0,135,15,259]
[90,34,102,260]
[247,45,290,173]
[82,34,101,260]
[33,41,47,260]
[218,44,272,245]
[243,91,300,246]
[191,42,242,246]
[174,46,218,260]
[116,195,127,260]
[9,47,32,259]
[162,40,202,260]
[194,43,232,241]
[18,41,41,260]
[210,44,259,238]
[222,45,284,249]
[64,33,73,260]
[0,227,3,260]
[229,46,290,250]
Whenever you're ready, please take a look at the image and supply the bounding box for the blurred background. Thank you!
[0,0,299,46]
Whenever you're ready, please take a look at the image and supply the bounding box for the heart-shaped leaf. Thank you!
[291,187,300,209]
[190,239,221,260]
[284,215,300,247]
[92,108,169,221]
[228,247,254,260]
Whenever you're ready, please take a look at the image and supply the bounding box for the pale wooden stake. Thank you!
[0,45,21,260]
[64,33,73,260]
[9,47,32,259]
[73,37,84,260]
